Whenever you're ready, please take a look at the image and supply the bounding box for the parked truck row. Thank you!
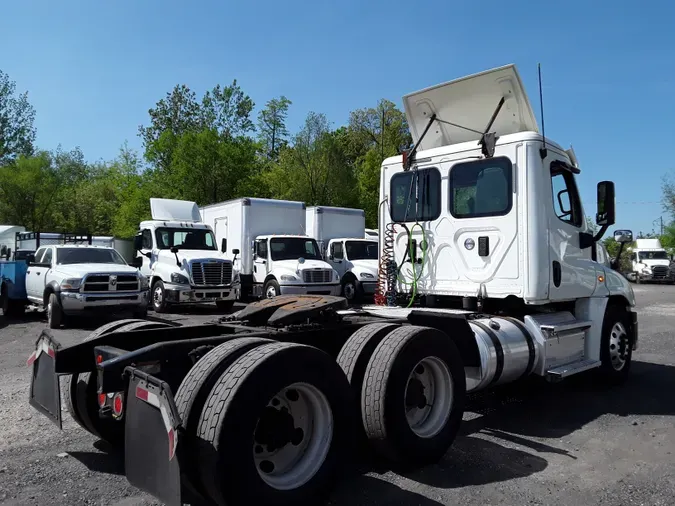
[28,64,639,506]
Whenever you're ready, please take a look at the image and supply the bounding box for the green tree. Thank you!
[0,70,36,164]
[267,112,357,207]
[138,81,255,172]
[0,152,61,231]
[258,96,292,160]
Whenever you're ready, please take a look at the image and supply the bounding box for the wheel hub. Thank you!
[404,356,454,439]
[609,322,629,371]
[252,383,333,491]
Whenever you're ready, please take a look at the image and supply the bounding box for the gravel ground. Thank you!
[1,287,674,506]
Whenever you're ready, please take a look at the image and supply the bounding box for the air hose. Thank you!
[397,222,428,308]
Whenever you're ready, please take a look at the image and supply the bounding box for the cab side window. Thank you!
[42,247,53,266]
[256,240,268,259]
[551,163,582,227]
[141,229,153,249]
[33,248,46,264]
[331,242,344,260]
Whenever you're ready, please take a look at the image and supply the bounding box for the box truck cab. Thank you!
[133,198,239,313]
[306,206,378,302]
[629,238,673,283]
[200,198,340,300]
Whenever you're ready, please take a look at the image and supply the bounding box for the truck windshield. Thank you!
[269,238,322,261]
[57,248,127,265]
[346,241,378,260]
[639,251,669,260]
[155,228,216,250]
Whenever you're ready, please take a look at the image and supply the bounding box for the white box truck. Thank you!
[306,206,378,302]
[132,198,239,313]
[200,197,340,299]
[629,237,673,283]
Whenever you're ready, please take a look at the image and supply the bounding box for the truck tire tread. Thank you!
[361,325,466,467]
[174,337,273,493]
[196,342,355,506]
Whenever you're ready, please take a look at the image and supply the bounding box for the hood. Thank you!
[350,259,378,274]
[157,249,228,263]
[274,258,333,272]
[640,258,670,268]
[54,263,139,278]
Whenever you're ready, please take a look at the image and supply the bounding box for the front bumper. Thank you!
[60,290,149,314]
[163,282,240,304]
[279,283,341,296]
[359,281,377,295]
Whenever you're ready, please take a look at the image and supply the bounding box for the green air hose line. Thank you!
[397,222,428,308]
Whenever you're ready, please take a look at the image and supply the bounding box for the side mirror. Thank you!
[170,246,179,254]
[614,229,633,244]
[133,235,143,251]
[596,181,616,226]
[221,238,227,253]
[130,257,143,268]
[232,248,240,256]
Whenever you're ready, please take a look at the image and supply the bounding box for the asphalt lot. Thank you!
[0,286,674,505]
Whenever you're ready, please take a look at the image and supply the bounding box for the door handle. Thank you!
[26,271,30,274]
[36,272,41,276]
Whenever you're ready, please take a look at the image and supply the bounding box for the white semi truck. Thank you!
[200,197,340,299]
[306,205,378,302]
[628,237,673,283]
[29,64,637,506]
[132,198,239,312]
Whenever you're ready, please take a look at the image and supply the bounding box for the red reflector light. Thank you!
[112,393,124,417]
[96,355,103,364]
[98,393,106,407]
[136,386,149,401]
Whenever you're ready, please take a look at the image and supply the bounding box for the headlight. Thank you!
[280,275,298,282]
[361,272,375,279]
[641,267,652,274]
[232,271,240,283]
[60,278,82,291]
[140,276,149,289]
[171,272,190,284]
[334,271,339,281]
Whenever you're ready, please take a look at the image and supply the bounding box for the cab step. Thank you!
[546,359,601,382]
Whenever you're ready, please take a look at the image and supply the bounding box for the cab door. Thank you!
[253,239,268,284]
[138,229,155,277]
[547,158,597,300]
[26,247,51,301]
[327,241,347,278]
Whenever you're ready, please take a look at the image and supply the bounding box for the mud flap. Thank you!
[28,333,62,429]
[124,367,182,506]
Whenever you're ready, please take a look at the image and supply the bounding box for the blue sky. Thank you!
[2,0,674,236]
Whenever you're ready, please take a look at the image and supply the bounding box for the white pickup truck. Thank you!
[25,244,149,328]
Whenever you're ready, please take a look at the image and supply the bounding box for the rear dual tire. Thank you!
[183,341,355,506]
[338,323,466,468]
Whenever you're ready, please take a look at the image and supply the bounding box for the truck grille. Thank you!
[82,274,139,292]
[302,269,332,283]
[652,265,670,279]
[191,261,233,286]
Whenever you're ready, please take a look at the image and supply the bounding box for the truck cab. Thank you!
[375,64,637,380]
[629,238,673,283]
[133,198,239,312]
[326,238,378,301]
[252,234,340,298]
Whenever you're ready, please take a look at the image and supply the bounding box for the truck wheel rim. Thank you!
[47,300,52,322]
[343,282,355,300]
[266,286,277,298]
[253,382,333,490]
[609,322,629,371]
[153,286,163,307]
[404,356,453,438]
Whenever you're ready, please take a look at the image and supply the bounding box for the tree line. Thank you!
[0,70,412,238]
